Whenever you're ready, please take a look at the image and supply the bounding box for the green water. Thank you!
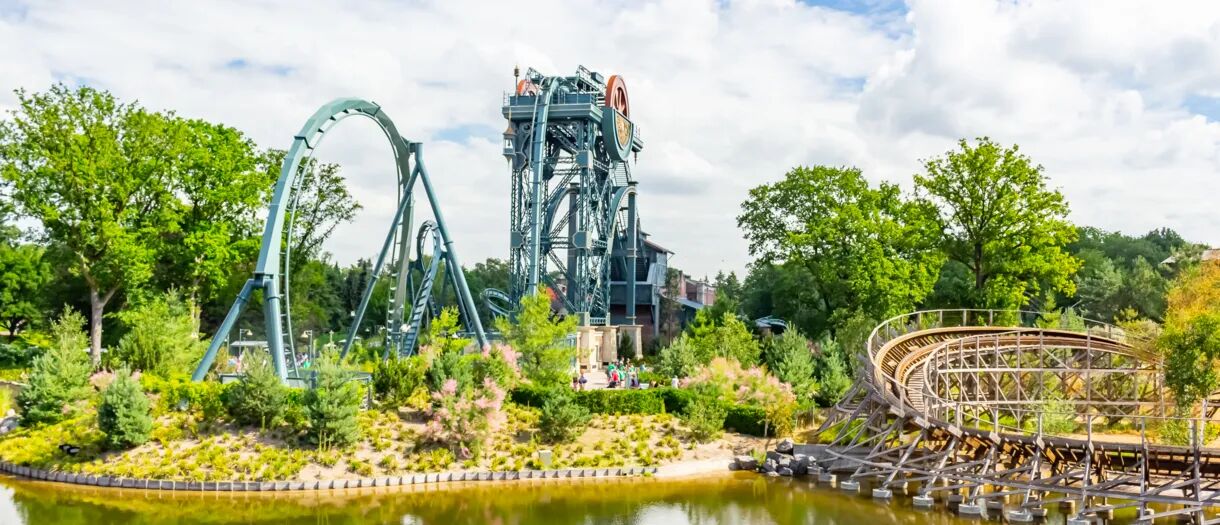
[0,473,1087,524]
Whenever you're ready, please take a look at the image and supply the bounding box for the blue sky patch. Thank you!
[798,0,907,16]
[434,123,499,144]
[223,58,294,77]
[1184,94,1220,122]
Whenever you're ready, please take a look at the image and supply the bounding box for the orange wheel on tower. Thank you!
[605,75,629,118]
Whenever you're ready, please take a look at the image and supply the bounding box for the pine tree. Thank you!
[307,353,361,449]
[17,309,92,425]
[98,367,153,448]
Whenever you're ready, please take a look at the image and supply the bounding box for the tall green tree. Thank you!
[738,165,943,336]
[915,137,1079,309]
[157,119,270,307]
[0,240,50,337]
[495,286,576,387]
[0,85,184,363]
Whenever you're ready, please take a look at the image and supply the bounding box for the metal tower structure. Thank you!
[193,98,488,384]
[493,66,644,326]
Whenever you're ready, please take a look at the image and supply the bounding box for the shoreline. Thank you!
[0,456,738,494]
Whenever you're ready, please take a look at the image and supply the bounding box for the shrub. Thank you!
[423,378,506,458]
[659,387,694,415]
[108,293,204,376]
[814,344,853,407]
[97,367,153,448]
[578,389,665,415]
[723,404,768,436]
[18,309,92,425]
[224,352,288,429]
[0,341,40,369]
[425,348,474,394]
[686,310,762,366]
[473,344,521,389]
[683,388,727,442]
[658,334,701,379]
[372,354,425,407]
[306,353,361,449]
[142,375,228,420]
[762,330,816,401]
[494,286,577,388]
[685,358,797,437]
[538,389,590,443]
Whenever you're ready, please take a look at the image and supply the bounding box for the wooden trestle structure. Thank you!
[815,309,1220,523]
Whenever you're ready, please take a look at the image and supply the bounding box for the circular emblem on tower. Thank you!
[602,75,634,162]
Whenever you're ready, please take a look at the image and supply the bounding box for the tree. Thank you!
[538,388,590,444]
[108,292,204,376]
[17,309,93,425]
[458,258,510,327]
[1159,262,1220,408]
[225,352,287,428]
[738,165,943,337]
[156,119,270,308]
[97,367,153,449]
[658,333,701,379]
[762,330,816,402]
[306,352,362,449]
[915,137,1079,309]
[0,241,50,337]
[0,85,185,363]
[495,286,577,388]
[261,150,361,269]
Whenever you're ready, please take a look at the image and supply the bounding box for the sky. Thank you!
[1,0,1219,280]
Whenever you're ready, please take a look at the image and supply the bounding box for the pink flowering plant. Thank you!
[422,377,507,459]
[683,357,798,436]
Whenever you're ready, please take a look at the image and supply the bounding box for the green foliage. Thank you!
[657,333,701,379]
[538,389,591,444]
[306,353,361,449]
[0,241,50,337]
[421,308,475,393]
[510,385,669,415]
[141,375,228,421]
[1158,262,1220,408]
[495,286,577,388]
[1069,227,1191,322]
[372,354,425,408]
[0,340,41,369]
[97,367,153,449]
[1023,396,1078,435]
[108,292,204,376]
[814,342,853,407]
[17,309,92,425]
[738,165,943,335]
[915,137,1080,310]
[723,404,769,436]
[683,391,727,443]
[224,352,287,429]
[761,330,816,402]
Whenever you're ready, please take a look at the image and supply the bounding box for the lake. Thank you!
[0,472,1097,524]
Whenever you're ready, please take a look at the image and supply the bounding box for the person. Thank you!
[573,374,580,390]
[579,372,588,391]
[671,376,680,388]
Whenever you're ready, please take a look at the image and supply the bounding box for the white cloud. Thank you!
[1,0,1219,281]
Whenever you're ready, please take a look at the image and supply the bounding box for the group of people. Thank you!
[570,359,649,390]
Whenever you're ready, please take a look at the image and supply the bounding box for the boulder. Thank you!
[0,416,18,435]
[733,455,759,472]
[765,471,780,478]
[765,451,782,462]
[778,467,794,477]
[777,456,792,469]
[763,459,778,473]
[793,455,810,476]
[775,438,794,454]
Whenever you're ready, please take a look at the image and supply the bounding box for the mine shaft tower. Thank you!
[498,66,644,328]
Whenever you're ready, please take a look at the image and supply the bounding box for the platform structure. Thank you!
[816,309,1220,524]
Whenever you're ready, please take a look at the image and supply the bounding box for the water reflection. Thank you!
[0,473,1016,525]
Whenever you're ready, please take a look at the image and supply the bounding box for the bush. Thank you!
[17,309,92,425]
[683,388,727,442]
[813,337,854,407]
[538,389,590,443]
[425,348,475,394]
[473,344,521,390]
[224,353,288,429]
[659,387,694,415]
[509,384,550,408]
[108,293,204,376]
[494,286,577,388]
[658,334,701,379]
[577,389,665,415]
[97,368,153,449]
[372,355,425,408]
[142,374,228,420]
[422,378,507,459]
[762,330,816,401]
[0,341,41,369]
[723,404,768,436]
[306,353,361,449]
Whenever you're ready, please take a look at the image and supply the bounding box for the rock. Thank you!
[778,467,794,477]
[733,455,759,472]
[765,451,782,462]
[775,438,794,454]
[793,455,810,476]
[777,456,792,469]
[763,459,778,473]
[765,471,780,477]
[0,416,19,435]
